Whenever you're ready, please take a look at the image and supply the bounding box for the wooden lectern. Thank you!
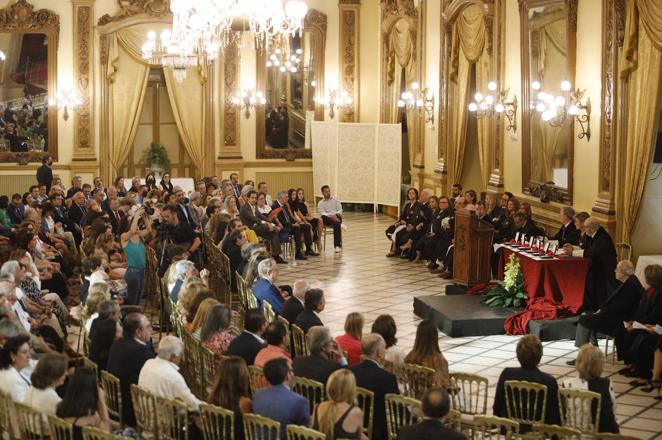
[452,209,495,287]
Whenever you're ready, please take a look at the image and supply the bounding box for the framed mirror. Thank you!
[256,9,326,160]
[0,0,58,163]
[520,0,576,203]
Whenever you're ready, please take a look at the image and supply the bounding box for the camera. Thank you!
[144,206,155,216]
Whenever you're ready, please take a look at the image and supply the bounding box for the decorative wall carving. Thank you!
[0,0,59,30]
[73,1,95,160]
[223,40,239,147]
[339,1,360,122]
[98,0,171,25]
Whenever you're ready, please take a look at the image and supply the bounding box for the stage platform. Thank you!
[413,294,578,341]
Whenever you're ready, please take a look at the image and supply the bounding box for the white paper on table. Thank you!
[632,321,648,330]
[494,243,507,252]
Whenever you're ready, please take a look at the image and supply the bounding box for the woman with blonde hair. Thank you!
[335,313,364,365]
[188,297,220,335]
[313,369,367,440]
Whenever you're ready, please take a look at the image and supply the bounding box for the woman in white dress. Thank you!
[0,334,32,402]
[24,353,67,419]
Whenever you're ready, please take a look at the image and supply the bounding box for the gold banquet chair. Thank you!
[473,415,519,440]
[356,387,375,439]
[449,372,489,432]
[0,389,17,440]
[385,393,421,440]
[202,347,221,395]
[244,413,281,440]
[155,395,190,440]
[286,425,326,440]
[199,403,235,440]
[15,402,48,440]
[447,409,462,431]
[263,299,277,323]
[248,365,269,393]
[47,415,75,440]
[558,388,602,434]
[291,324,309,357]
[531,423,582,440]
[81,425,132,440]
[291,377,326,416]
[595,434,641,440]
[130,384,158,439]
[100,370,123,428]
[401,363,436,399]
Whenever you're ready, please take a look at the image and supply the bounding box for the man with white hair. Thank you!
[169,260,197,302]
[569,260,644,358]
[292,326,346,384]
[253,259,286,314]
[565,217,617,311]
[281,279,309,324]
[138,335,201,411]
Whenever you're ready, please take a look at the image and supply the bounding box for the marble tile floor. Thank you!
[68,212,662,439]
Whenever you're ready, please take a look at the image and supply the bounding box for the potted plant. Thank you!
[141,141,170,178]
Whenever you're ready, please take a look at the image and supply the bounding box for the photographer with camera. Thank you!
[120,206,153,305]
[157,205,201,277]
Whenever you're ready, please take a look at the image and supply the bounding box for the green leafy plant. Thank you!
[141,141,170,170]
[482,253,528,308]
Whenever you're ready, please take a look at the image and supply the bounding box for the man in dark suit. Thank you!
[571,260,644,354]
[105,197,125,236]
[565,218,617,311]
[488,191,513,228]
[272,191,314,260]
[550,207,580,246]
[239,190,285,263]
[226,309,267,365]
[294,288,324,334]
[493,335,560,431]
[67,191,88,227]
[398,388,465,440]
[349,334,400,440]
[174,187,193,227]
[293,326,345,384]
[106,313,156,427]
[512,212,544,240]
[222,229,247,291]
[7,194,25,225]
[230,172,243,198]
[36,156,53,192]
[281,280,308,324]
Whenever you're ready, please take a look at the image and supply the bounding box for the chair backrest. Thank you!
[278,315,290,329]
[291,377,326,416]
[100,370,123,427]
[286,425,326,440]
[248,365,269,394]
[199,403,235,440]
[595,434,641,440]
[155,395,190,440]
[219,251,232,286]
[202,347,221,395]
[236,271,248,311]
[130,384,158,438]
[401,363,436,399]
[0,388,16,440]
[447,409,462,431]
[182,328,204,398]
[47,415,75,440]
[473,415,519,440]
[263,300,276,323]
[243,413,281,440]
[504,380,548,427]
[385,393,421,440]
[15,402,48,439]
[355,387,374,439]
[82,356,98,378]
[247,291,259,310]
[81,425,131,440]
[531,423,582,440]
[558,388,602,433]
[449,372,489,415]
[291,324,309,357]
[615,243,632,262]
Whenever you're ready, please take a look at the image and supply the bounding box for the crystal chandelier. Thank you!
[266,46,302,73]
[141,30,202,83]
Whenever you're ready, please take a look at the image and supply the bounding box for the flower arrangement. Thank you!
[482,253,528,308]
[141,141,170,172]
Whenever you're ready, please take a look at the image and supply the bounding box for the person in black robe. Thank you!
[550,207,581,246]
[386,188,424,257]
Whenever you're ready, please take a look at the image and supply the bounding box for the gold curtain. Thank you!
[163,67,206,173]
[618,0,662,243]
[448,4,486,186]
[475,50,491,187]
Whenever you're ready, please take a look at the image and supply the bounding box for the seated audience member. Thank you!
[313,369,367,440]
[494,197,520,243]
[257,191,272,215]
[404,319,451,389]
[371,314,406,374]
[282,279,308,324]
[179,284,214,327]
[89,299,120,338]
[253,258,287,314]
[488,192,513,227]
[226,309,267,366]
[89,316,121,371]
[257,182,273,206]
[252,358,310,439]
[293,326,346,384]
[493,335,560,430]
[201,304,239,358]
[474,200,490,223]
[138,335,201,411]
[294,288,325,333]
[317,185,345,253]
[295,188,322,250]
[223,229,247,291]
[272,190,314,260]
[336,312,364,365]
[564,218,617,312]
[386,188,423,258]
[619,264,662,380]
[398,387,465,440]
[239,190,286,264]
[158,204,201,270]
[450,183,462,203]
[0,334,32,401]
[83,283,111,334]
[188,298,220,334]
[349,334,399,440]
[412,196,441,263]
[571,260,643,356]
[518,202,533,221]
[56,367,112,435]
[550,207,580,246]
[106,313,156,427]
[564,344,619,433]
[208,356,252,440]
[169,260,197,302]
[254,321,291,368]
[464,190,477,211]
[24,353,67,418]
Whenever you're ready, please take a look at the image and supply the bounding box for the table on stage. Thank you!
[635,255,662,288]
[498,245,592,334]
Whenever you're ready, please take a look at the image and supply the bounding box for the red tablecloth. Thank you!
[498,246,591,335]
